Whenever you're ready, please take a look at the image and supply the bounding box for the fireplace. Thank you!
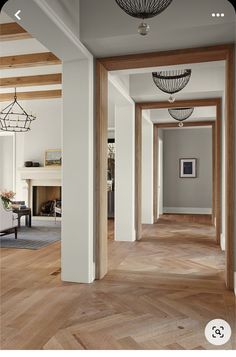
[19,167,62,219]
[32,186,61,217]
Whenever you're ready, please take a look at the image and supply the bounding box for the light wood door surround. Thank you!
[96,44,235,290]
[95,62,108,279]
[152,108,221,245]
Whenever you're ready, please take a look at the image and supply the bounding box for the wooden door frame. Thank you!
[149,105,220,245]
[96,44,235,290]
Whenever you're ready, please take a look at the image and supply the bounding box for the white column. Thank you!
[158,129,164,218]
[62,59,94,283]
[221,94,226,251]
[115,104,135,242]
[142,116,154,224]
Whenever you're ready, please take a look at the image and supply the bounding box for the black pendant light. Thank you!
[152,69,192,103]
[115,0,173,35]
[168,107,194,127]
[0,89,36,132]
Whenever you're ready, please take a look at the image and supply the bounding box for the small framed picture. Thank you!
[179,158,197,178]
[45,149,62,167]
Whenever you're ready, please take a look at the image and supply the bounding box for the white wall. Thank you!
[115,104,135,241]
[142,116,153,224]
[0,99,62,200]
[22,99,62,165]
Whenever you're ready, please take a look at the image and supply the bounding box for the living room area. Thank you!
[0,11,62,250]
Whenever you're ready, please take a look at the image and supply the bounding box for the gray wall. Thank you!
[163,127,212,212]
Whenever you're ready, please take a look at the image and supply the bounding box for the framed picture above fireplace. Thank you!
[179,158,197,178]
[45,149,62,167]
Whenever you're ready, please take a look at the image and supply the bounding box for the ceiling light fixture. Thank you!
[0,89,36,132]
[115,0,173,36]
[152,69,192,103]
[168,107,194,127]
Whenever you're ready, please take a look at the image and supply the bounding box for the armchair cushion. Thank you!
[0,201,17,232]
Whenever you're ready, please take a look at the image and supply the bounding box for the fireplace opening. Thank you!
[32,186,62,217]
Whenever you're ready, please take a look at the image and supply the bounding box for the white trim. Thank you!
[108,73,134,105]
[180,158,197,178]
[19,167,61,181]
[162,125,213,130]
[142,111,153,125]
[114,228,136,242]
[34,0,93,60]
[163,207,212,214]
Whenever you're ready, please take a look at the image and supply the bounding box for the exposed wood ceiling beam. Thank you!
[0,53,61,69]
[0,90,62,102]
[154,120,215,128]
[137,98,221,110]
[0,22,32,41]
[0,74,62,88]
[99,44,233,71]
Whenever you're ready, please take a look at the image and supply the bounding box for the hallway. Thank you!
[0,217,235,350]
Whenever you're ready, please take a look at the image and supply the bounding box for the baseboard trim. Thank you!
[114,228,136,242]
[163,207,212,214]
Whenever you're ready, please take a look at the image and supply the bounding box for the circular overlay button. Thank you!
[205,319,232,346]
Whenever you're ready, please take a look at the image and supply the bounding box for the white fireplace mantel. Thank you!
[19,167,61,182]
[18,167,62,218]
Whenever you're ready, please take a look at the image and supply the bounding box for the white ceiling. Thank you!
[0,39,48,56]
[79,0,235,57]
[0,12,62,98]
[80,0,231,124]
[0,12,13,24]
[1,1,233,129]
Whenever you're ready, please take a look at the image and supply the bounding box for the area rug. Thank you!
[0,225,61,250]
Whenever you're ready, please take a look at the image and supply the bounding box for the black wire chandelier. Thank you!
[168,107,194,127]
[115,0,173,35]
[0,89,36,132]
[152,69,192,103]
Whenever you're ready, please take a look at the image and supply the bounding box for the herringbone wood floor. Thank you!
[0,216,235,350]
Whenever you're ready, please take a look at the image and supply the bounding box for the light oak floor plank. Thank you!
[0,216,235,350]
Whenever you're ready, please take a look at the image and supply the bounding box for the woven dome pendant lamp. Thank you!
[115,0,173,36]
[168,107,194,127]
[152,69,192,103]
[0,89,36,132]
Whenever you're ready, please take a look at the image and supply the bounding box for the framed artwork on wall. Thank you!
[179,158,197,178]
[45,149,62,167]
